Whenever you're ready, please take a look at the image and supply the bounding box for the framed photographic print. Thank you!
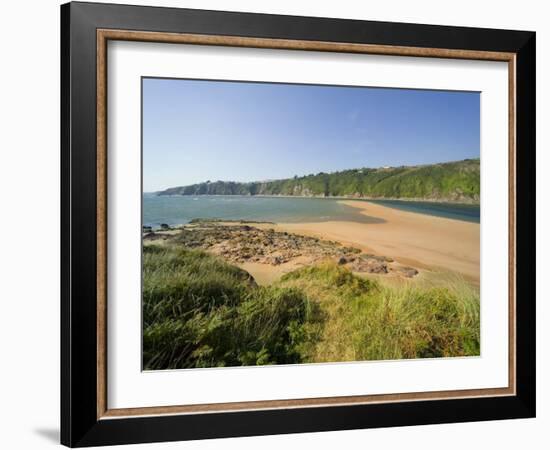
[60,2,536,447]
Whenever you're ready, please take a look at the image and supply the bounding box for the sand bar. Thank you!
[262,200,480,283]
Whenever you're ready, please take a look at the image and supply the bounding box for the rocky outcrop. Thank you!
[143,222,418,278]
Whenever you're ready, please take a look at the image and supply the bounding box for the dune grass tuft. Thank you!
[142,245,319,370]
[279,262,479,362]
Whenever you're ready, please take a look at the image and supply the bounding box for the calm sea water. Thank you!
[355,199,480,223]
[142,194,480,227]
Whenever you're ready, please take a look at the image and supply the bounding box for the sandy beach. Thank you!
[144,200,480,285]
[263,200,480,283]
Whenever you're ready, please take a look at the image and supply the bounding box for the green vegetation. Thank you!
[279,263,480,362]
[143,245,320,369]
[143,244,480,370]
[158,158,480,203]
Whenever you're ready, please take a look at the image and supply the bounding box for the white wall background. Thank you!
[0,1,546,448]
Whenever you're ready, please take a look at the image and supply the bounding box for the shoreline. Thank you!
[260,200,479,283]
[144,200,479,285]
[151,192,480,206]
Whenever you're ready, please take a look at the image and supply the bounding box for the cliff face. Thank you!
[158,158,480,203]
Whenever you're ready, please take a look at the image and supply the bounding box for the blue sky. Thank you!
[143,78,479,192]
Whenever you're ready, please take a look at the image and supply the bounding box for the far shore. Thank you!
[151,192,480,206]
[254,200,480,284]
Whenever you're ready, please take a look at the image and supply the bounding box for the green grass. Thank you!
[143,245,319,370]
[143,245,480,370]
[279,263,480,362]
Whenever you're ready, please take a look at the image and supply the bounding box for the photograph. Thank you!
[141,78,481,371]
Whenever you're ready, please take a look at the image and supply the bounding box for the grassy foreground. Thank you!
[143,244,480,370]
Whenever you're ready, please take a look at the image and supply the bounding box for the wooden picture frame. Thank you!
[61,2,535,447]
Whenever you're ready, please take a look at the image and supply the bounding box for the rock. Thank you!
[160,223,170,230]
[368,261,388,274]
[143,232,161,241]
[361,253,393,263]
[396,266,419,278]
[264,255,285,265]
[351,258,388,274]
[152,222,408,276]
[343,246,362,254]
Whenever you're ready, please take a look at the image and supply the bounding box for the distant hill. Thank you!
[157,158,480,203]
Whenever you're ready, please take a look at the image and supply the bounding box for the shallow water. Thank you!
[143,194,480,227]
[352,199,480,223]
